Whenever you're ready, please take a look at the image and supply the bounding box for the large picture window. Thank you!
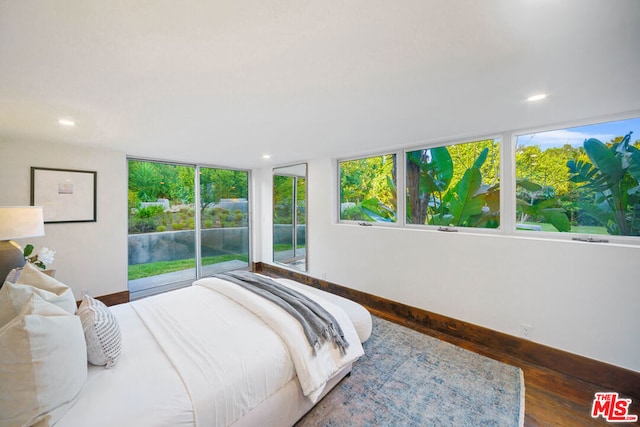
[406,138,501,228]
[515,117,640,237]
[339,154,397,223]
[127,159,249,299]
[336,115,639,244]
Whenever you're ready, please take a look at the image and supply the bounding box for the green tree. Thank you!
[200,168,248,207]
[128,161,163,202]
[407,140,500,227]
[449,139,500,187]
[273,175,294,224]
[340,155,396,221]
[567,132,640,235]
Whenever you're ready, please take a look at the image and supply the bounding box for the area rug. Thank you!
[297,316,525,426]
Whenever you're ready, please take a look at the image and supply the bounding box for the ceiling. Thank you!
[1,0,639,169]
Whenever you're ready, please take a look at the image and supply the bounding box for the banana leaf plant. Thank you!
[406,146,452,224]
[515,179,571,232]
[355,176,397,222]
[567,132,640,236]
[407,146,499,227]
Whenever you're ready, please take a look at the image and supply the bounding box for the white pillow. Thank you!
[78,295,122,368]
[0,293,87,427]
[0,280,75,328]
[15,262,77,314]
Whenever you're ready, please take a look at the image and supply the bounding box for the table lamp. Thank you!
[0,206,45,283]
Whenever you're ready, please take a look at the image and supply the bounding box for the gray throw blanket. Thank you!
[215,271,349,355]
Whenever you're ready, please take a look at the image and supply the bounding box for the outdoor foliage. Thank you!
[567,132,640,235]
[515,179,570,232]
[516,131,640,236]
[406,139,500,228]
[128,160,249,234]
[340,155,397,222]
[340,126,639,237]
[273,175,306,225]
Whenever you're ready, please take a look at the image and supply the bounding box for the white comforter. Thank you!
[194,277,364,402]
[132,277,362,426]
[58,278,363,427]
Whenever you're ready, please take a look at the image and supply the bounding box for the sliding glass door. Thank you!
[199,166,250,276]
[127,159,249,299]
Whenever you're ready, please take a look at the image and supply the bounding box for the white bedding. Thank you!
[131,285,297,426]
[57,302,194,427]
[194,277,364,403]
[58,276,365,427]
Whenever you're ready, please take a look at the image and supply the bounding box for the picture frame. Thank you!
[31,167,97,223]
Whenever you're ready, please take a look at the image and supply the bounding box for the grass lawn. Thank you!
[518,222,608,235]
[273,243,306,252]
[128,253,249,280]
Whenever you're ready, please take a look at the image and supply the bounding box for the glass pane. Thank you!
[199,167,250,275]
[406,139,500,228]
[295,176,306,262]
[515,117,640,236]
[273,164,307,271]
[127,160,196,299]
[273,175,295,264]
[339,154,397,223]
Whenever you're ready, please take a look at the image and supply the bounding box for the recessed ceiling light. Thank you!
[527,93,547,102]
[262,154,271,159]
[58,119,76,127]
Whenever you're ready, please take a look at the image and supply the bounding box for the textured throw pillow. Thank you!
[78,295,122,368]
[0,293,87,427]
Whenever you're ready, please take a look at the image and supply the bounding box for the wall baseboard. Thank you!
[255,262,640,399]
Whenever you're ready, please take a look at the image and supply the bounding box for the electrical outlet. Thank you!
[520,323,533,338]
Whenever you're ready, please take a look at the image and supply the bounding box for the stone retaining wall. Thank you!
[128,227,249,264]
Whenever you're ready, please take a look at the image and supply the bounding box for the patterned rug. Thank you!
[297,316,525,426]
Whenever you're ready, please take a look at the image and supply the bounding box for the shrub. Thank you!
[136,205,164,219]
[129,217,158,234]
[340,205,371,221]
[157,225,167,232]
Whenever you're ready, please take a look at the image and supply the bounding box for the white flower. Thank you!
[37,247,56,266]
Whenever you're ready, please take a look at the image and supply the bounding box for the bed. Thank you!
[0,264,371,427]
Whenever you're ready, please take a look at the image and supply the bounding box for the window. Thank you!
[406,138,501,228]
[336,115,639,244]
[515,117,640,237]
[199,166,250,274]
[127,160,197,298]
[339,154,397,223]
[127,159,250,299]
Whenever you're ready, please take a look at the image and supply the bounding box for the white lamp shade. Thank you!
[0,206,45,240]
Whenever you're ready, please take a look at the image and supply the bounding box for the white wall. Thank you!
[257,157,640,373]
[250,166,273,266]
[0,140,128,299]
[3,137,638,373]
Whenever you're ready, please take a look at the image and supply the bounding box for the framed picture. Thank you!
[31,167,97,223]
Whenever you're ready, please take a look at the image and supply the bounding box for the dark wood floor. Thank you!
[257,265,639,426]
[368,309,640,427]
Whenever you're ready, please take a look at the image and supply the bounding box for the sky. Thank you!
[516,117,640,150]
